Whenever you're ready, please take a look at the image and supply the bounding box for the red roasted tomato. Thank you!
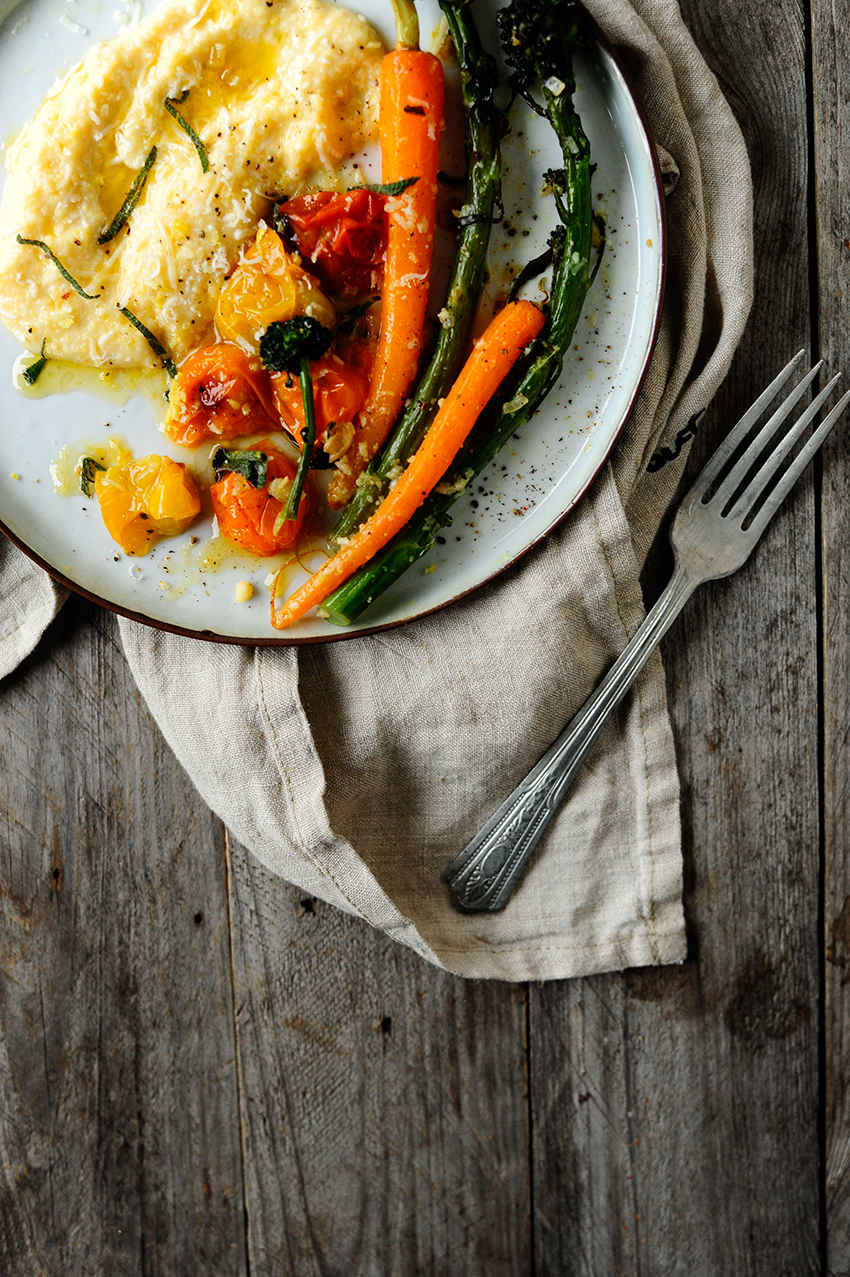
[271,353,370,451]
[164,344,280,447]
[276,190,387,299]
[210,440,308,556]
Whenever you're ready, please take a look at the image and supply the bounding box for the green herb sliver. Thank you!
[357,176,418,197]
[80,456,105,497]
[338,296,379,334]
[15,236,98,300]
[98,146,158,244]
[22,339,48,386]
[164,91,209,173]
[211,447,269,489]
[118,306,177,378]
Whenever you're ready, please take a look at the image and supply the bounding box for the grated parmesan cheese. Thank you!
[0,0,384,368]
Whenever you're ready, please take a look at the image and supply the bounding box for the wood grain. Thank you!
[0,600,246,1276]
[529,0,823,1270]
[225,832,531,1277]
[812,0,850,1271]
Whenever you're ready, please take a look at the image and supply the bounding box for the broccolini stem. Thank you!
[330,0,502,547]
[282,360,316,521]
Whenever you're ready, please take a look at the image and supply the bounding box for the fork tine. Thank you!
[725,373,842,522]
[710,361,823,510]
[744,387,850,542]
[688,348,808,498]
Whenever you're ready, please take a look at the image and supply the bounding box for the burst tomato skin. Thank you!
[216,224,336,351]
[165,343,280,447]
[276,190,387,299]
[271,353,370,451]
[210,441,307,556]
[95,455,201,555]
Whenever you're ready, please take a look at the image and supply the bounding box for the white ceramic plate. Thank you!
[0,0,663,643]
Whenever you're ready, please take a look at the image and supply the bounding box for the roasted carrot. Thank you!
[271,299,544,629]
[326,0,444,508]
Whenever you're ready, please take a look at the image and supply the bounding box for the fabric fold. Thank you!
[0,540,66,682]
[119,460,687,981]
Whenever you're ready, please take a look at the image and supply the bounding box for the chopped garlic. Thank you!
[503,392,528,415]
[435,467,474,496]
[268,476,292,503]
[324,420,355,463]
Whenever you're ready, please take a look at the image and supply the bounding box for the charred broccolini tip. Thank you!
[497,0,590,97]
[259,316,332,375]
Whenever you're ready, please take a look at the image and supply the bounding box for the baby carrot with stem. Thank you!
[330,0,503,546]
[326,0,444,508]
[270,299,545,630]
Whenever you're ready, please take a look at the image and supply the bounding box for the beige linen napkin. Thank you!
[0,539,65,681]
[0,0,753,980]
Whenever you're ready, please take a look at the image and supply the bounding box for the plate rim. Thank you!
[0,12,667,647]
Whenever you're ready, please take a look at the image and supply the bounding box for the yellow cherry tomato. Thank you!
[95,454,201,555]
[216,224,336,351]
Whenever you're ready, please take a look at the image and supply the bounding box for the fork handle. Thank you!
[444,562,698,912]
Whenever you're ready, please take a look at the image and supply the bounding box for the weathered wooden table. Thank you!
[2,1,848,1272]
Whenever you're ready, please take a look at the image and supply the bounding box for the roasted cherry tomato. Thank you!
[95,455,201,556]
[276,190,387,299]
[335,332,378,377]
[211,439,307,556]
[164,343,280,447]
[216,224,336,351]
[271,353,369,452]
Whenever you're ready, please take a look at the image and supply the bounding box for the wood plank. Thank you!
[529,0,822,1270]
[0,599,247,1276]
[812,0,850,1269]
[225,831,530,1277]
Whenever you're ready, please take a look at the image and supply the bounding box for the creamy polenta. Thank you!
[0,0,383,369]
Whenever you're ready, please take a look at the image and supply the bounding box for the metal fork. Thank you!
[444,350,850,913]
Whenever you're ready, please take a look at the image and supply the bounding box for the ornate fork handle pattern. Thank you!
[445,564,698,912]
[446,752,582,910]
